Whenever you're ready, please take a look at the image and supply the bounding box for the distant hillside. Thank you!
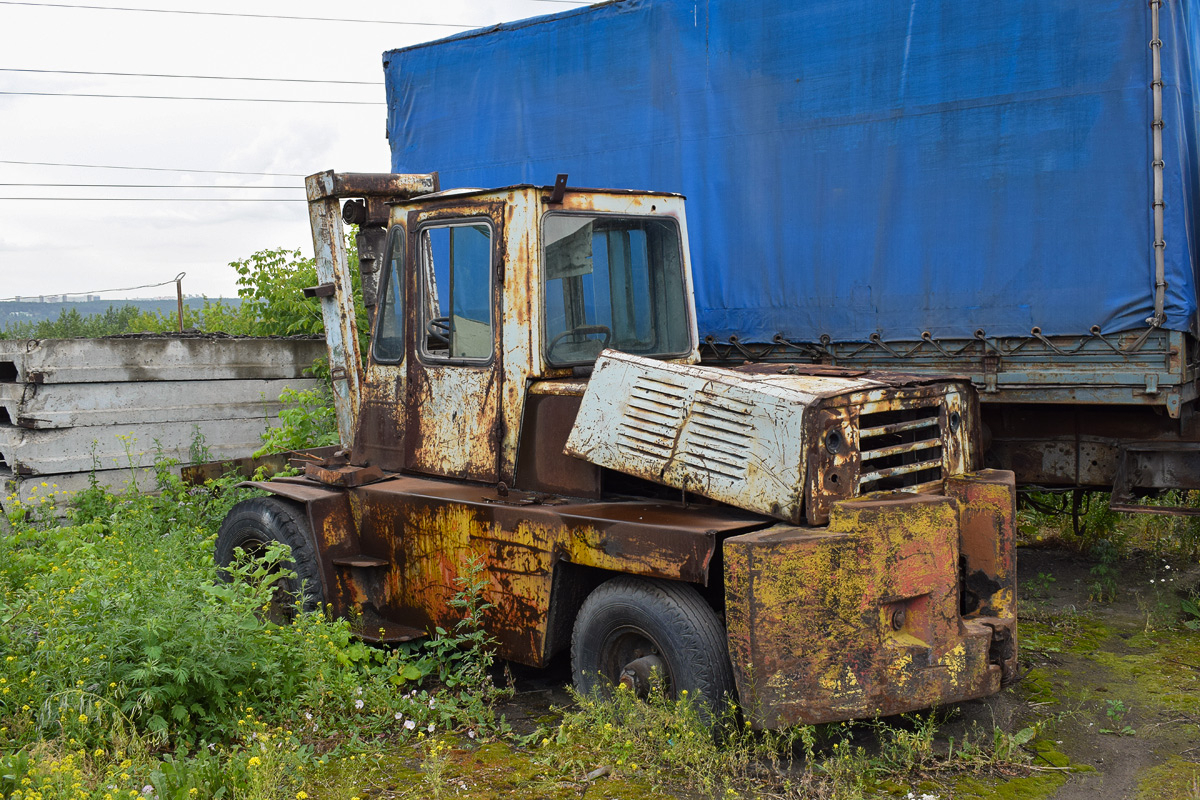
[0,298,238,329]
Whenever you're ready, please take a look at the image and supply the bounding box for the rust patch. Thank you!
[947,469,1018,622]
[725,472,1017,727]
[304,462,386,487]
[337,475,765,666]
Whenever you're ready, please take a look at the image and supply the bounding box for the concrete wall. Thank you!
[0,335,326,510]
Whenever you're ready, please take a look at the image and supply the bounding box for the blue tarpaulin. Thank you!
[385,0,1200,343]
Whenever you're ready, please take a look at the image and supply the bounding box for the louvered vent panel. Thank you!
[858,401,944,493]
[617,376,688,461]
[677,390,753,480]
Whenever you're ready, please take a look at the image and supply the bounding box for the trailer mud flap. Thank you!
[724,470,1017,727]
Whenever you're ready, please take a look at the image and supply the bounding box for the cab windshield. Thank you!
[542,214,690,366]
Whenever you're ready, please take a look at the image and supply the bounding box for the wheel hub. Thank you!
[618,654,667,697]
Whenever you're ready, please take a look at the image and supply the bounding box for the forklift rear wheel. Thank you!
[215,496,325,623]
[571,576,734,715]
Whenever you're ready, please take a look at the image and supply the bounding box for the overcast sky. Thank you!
[0,0,589,300]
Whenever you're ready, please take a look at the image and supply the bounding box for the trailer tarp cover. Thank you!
[385,0,1200,342]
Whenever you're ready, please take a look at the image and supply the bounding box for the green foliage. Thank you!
[1182,594,1200,631]
[0,455,506,798]
[229,239,368,345]
[229,247,323,337]
[254,387,340,457]
[0,300,252,340]
[547,687,1037,799]
[2,305,143,339]
[1088,539,1121,603]
[1019,488,1200,562]
[1099,699,1135,736]
[409,561,508,731]
[1025,572,1057,600]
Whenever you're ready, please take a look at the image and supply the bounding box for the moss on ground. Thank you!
[950,740,1074,799]
[301,739,668,799]
[1020,610,1113,656]
[1135,756,1200,799]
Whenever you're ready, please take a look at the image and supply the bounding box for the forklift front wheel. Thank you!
[571,576,734,716]
[215,497,325,622]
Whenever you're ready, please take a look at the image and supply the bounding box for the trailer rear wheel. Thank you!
[215,497,324,623]
[571,576,734,715]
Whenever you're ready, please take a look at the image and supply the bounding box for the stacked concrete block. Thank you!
[0,335,326,508]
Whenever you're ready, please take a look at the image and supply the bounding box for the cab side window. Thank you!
[371,225,405,363]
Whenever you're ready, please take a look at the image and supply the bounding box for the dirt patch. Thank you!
[977,547,1200,799]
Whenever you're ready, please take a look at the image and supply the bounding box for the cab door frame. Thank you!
[403,199,507,483]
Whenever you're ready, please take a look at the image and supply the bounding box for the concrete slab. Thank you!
[0,336,325,384]
[0,378,319,429]
[0,417,276,475]
[1,466,156,507]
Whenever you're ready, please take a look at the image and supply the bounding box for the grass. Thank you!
[1018,489,1200,563]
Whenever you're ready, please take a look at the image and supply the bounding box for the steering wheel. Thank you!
[426,316,451,347]
[547,324,612,363]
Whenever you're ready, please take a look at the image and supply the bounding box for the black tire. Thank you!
[215,496,325,621]
[571,575,735,715]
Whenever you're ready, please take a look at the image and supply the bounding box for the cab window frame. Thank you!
[415,217,497,366]
[540,211,691,368]
[370,223,408,365]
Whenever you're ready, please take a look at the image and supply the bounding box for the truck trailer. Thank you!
[380,0,1200,512]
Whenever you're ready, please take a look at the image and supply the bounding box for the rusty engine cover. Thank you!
[565,350,974,526]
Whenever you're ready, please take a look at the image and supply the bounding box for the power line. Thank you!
[0,91,384,104]
[0,67,383,86]
[0,2,479,27]
[0,159,305,177]
[0,182,300,188]
[0,197,308,201]
[0,273,188,302]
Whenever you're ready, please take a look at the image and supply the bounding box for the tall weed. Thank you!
[0,460,506,797]
[549,688,1036,799]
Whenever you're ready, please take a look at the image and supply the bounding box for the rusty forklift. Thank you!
[215,171,1017,727]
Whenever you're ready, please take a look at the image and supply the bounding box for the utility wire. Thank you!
[0,2,479,27]
[0,197,308,201]
[0,67,383,85]
[0,274,187,302]
[0,159,305,176]
[0,91,384,104]
[0,182,300,188]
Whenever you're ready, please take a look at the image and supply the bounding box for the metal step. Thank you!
[331,555,389,569]
[353,607,425,643]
